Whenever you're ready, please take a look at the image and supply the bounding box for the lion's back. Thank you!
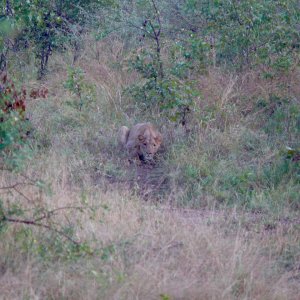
[127,123,151,141]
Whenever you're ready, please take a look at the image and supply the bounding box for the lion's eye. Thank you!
[144,143,147,146]
[153,144,156,147]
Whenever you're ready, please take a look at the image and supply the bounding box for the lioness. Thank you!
[118,122,162,162]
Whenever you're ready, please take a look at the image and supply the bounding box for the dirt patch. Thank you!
[92,155,171,200]
[133,163,170,199]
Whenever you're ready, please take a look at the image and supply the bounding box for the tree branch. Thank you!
[4,216,81,245]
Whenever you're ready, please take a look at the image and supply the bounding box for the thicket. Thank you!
[108,0,300,121]
[0,0,104,256]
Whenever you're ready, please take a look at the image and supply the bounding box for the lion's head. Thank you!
[138,128,162,161]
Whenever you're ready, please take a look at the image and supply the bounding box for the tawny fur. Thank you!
[118,123,162,161]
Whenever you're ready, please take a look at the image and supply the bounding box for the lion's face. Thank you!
[138,129,162,161]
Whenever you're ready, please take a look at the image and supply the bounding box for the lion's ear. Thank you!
[138,134,146,142]
[155,134,162,144]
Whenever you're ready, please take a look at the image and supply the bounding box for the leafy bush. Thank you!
[123,1,201,123]
[64,66,96,110]
[0,72,31,169]
[177,0,300,70]
[4,0,113,77]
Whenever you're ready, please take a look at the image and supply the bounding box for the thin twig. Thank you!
[0,182,36,190]
[32,205,87,222]
[150,0,161,36]
[13,187,33,203]
[4,217,81,245]
[126,20,155,39]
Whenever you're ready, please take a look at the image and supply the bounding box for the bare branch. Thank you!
[0,180,37,191]
[12,187,33,203]
[4,217,81,245]
[150,0,161,36]
[126,20,156,39]
[33,205,87,222]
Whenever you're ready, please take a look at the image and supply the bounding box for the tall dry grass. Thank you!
[1,184,299,299]
[1,36,299,299]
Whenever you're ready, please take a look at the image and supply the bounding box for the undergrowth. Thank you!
[0,34,299,299]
